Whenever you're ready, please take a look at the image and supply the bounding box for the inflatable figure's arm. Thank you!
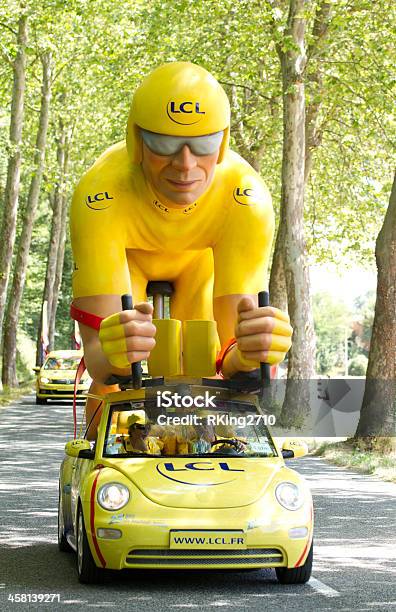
[72,295,155,384]
[212,177,292,377]
[214,294,293,377]
[70,178,156,384]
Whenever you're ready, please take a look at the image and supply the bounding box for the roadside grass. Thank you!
[312,439,396,483]
[0,382,35,407]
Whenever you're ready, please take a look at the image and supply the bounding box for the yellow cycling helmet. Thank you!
[126,61,230,164]
[127,410,148,427]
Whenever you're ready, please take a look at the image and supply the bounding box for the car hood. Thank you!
[103,457,284,508]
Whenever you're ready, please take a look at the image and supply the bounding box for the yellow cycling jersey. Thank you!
[70,141,274,304]
[123,435,164,455]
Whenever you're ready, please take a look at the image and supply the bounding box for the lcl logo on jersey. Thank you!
[233,187,256,206]
[85,191,113,210]
[167,100,205,125]
[183,203,197,214]
[153,200,169,213]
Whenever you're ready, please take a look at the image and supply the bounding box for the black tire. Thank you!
[76,505,104,584]
[276,541,313,584]
[58,485,72,552]
[36,396,47,405]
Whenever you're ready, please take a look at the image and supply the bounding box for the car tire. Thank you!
[275,540,313,584]
[76,505,104,584]
[58,485,72,553]
[36,396,47,405]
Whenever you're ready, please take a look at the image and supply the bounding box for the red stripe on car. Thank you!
[294,504,314,567]
[295,541,309,567]
[90,467,106,568]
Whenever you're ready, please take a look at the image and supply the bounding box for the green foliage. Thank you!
[348,289,375,359]
[0,0,394,367]
[313,292,350,374]
[348,354,368,376]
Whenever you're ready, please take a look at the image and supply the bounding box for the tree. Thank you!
[270,0,332,312]
[48,128,71,350]
[355,170,396,447]
[267,0,316,426]
[0,13,28,333]
[2,51,52,386]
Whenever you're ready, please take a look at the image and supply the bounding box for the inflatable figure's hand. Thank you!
[99,302,156,369]
[234,297,293,369]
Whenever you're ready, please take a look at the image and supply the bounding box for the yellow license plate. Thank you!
[170,530,246,549]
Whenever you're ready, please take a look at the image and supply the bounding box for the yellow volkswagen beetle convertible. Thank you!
[58,381,313,584]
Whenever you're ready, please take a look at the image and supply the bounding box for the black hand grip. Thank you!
[121,293,142,390]
[258,290,271,386]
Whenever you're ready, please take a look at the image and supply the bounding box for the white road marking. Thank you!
[309,576,340,597]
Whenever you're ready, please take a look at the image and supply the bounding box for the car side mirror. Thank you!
[32,366,40,373]
[281,439,308,459]
[65,439,93,458]
[78,449,95,459]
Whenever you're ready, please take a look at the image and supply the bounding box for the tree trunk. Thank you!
[304,1,332,183]
[269,220,288,311]
[355,170,396,448]
[269,0,332,318]
[36,196,61,364]
[49,191,69,348]
[2,52,52,387]
[49,119,71,348]
[0,15,28,332]
[276,0,316,426]
[36,116,69,363]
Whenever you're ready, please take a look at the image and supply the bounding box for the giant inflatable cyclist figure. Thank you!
[70,62,293,438]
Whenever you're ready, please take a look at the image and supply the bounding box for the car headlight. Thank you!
[40,377,50,384]
[275,482,304,511]
[97,483,130,510]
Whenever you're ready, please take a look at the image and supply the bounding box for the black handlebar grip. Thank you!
[258,290,271,386]
[121,294,142,390]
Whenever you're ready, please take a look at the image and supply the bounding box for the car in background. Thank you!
[34,350,91,405]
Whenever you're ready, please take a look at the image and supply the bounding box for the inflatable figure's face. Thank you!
[141,141,219,207]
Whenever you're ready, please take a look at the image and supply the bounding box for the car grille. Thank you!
[48,379,74,385]
[126,548,284,567]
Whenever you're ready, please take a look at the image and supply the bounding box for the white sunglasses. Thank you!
[140,129,223,156]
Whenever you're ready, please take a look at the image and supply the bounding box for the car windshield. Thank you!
[44,357,80,370]
[103,393,278,459]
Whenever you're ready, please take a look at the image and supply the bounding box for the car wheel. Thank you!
[36,396,47,405]
[58,485,72,552]
[76,505,104,584]
[275,541,313,584]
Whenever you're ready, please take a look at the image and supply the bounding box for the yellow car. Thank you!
[58,382,313,584]
[34,350,91,404]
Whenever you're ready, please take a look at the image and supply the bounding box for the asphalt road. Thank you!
[0,394,395,611]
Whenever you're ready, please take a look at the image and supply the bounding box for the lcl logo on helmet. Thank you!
[167,100,206,125]
[233,187,256,206]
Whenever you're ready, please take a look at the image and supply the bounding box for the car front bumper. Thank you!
[83,503,313,571]
[37,384,88,399]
